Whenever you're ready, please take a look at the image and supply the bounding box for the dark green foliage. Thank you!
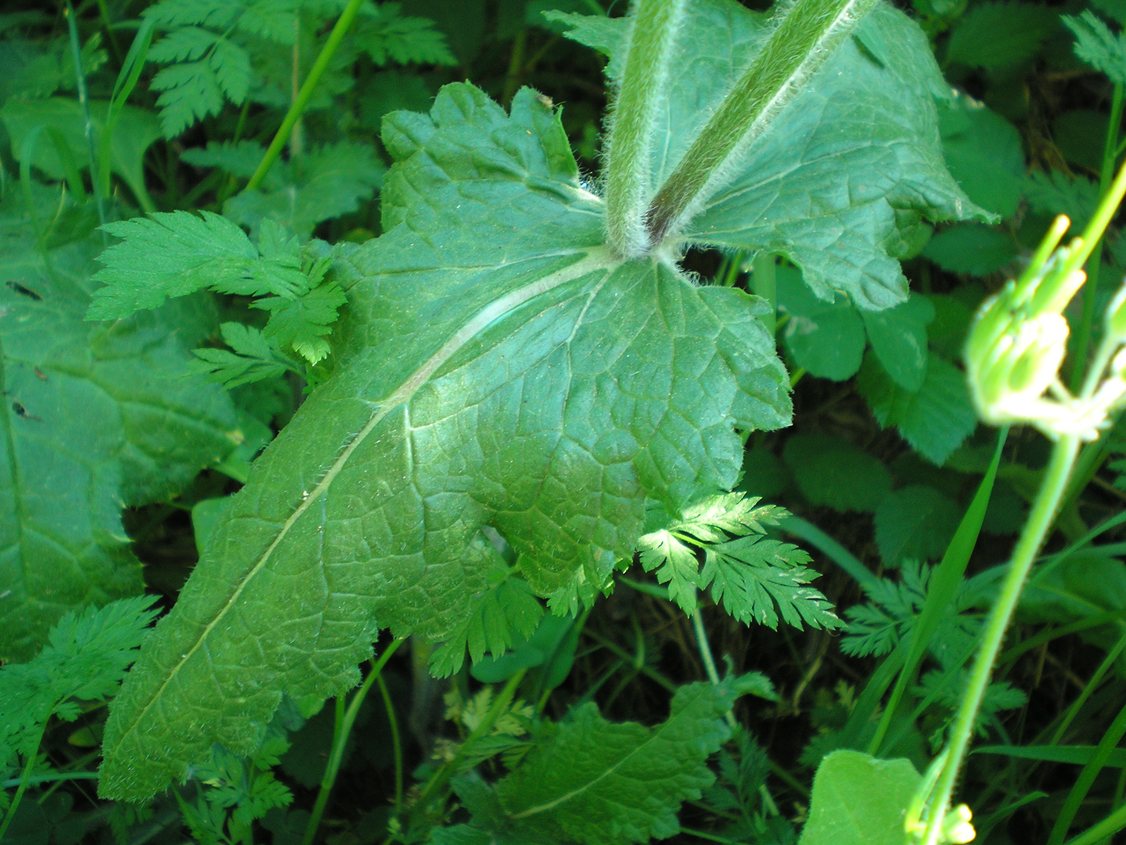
[2,0,1125,843]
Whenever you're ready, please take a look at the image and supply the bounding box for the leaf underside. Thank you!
[100,0,978,801]
[99,83,790,800]
[556,1,982,310]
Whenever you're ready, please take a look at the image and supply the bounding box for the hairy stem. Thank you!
[603,0,686,258]
[921,434,1080,845]
[645,0,878,246]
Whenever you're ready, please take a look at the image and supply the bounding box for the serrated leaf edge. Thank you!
[105,247,612,765]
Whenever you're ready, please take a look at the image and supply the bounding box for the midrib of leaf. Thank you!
[507,686,722,820]
[108,246,614,749]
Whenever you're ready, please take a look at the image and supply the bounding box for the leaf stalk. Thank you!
[645,0,879,246]
[603,0,686,258]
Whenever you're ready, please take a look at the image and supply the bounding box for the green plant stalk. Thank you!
[0,719,49,840]
[375,672,404,814]
[781,515,877,590]
[64,1,106,231]
[645,0,878,245]
[1003,612,1125,668]
[99,18,157,212]
[751,252,776,334]
[301,638,404,845]
[246,0,365,192]
[921,433,1081,845]
[585,626,678,693]
[1048,631,1126,745]
[1026,509,1126,588]
[1,771,100,788]
[1048,701,1126,845]
[603,0,686,257]
[502,27,528,106]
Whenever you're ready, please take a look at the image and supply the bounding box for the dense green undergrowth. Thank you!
[2,0,1125,843]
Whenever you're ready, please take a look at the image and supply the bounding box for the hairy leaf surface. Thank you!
[0,193,238,660]
[556,1,981,309]
[99,84,791,799]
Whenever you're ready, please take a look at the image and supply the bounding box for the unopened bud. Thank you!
[943,804,976,844]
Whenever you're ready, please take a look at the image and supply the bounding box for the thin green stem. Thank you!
[603,0,686,257]
[0,719,49,841]
[94,0,122,62]
[869,428,1006,756]
[99,17,155,210]
[780,515,877,590]
[375,672,404,814]
[301,638,404,845]
[1049,632,1126,746]
[502,27,528,105]
[690,609,723,689]
[584,628,678,692]
[1001,612,1126,668]
[246,0,365,191]
[645,0,878,245]
[751,252,776,334]
[1063,156,1126,285]
[0,770,99,788]
[921,435,1081,845]
[64,1,106,232]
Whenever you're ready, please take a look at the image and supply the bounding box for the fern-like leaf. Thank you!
[638,529,701,615]
[842,560,991,665]
[355,3,456,66]
[428,562,544,677]
[701,537,840,630]
[91,214,343,365]
[0,596,158,766]
[190,322,297,388]
[147,28,250,137]
[1064,10,1126,87]
[638,493,836,629]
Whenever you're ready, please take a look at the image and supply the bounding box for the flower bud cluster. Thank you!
[966,216,1126,441]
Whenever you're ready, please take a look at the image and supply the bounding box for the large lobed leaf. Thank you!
[0,192,239,660]
[99,83,790,800]
[101,0,980,801]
